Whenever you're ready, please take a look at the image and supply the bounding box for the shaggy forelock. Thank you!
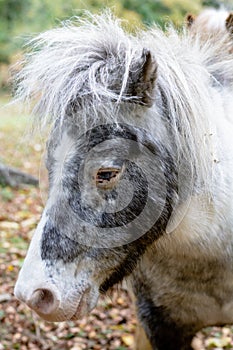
[14,12,144,125]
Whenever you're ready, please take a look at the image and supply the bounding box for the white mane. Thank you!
[14,11,233,193]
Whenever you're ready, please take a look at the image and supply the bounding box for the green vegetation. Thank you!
[0,0,29,64]
[122,0,203,26]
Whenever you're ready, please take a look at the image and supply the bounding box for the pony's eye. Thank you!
[95,167,121,189]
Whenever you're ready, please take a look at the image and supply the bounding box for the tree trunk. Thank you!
[0,162,38,187]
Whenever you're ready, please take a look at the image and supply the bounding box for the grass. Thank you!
[0,95,30,165]
[0,94,46,173]
[0,94,29,130]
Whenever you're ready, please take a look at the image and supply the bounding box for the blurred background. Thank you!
[1,1,233,350]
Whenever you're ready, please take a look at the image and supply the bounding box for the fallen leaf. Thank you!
[0,221,20,230]
[121,334,134,346]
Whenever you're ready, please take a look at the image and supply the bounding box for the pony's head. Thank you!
[14,12,216,321]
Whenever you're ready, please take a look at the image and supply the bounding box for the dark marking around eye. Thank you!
[65,123,176,231]
[69,160,148,228]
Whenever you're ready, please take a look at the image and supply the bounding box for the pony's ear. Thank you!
[129,49,158,107]
[226,13,233,34]
[186,13,196,28]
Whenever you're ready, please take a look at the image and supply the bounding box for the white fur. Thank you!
[14,211,99,322]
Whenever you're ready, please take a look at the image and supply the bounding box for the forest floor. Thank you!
[1,95,233,350]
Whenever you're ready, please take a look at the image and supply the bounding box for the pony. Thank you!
[14,11,233,350]
[186,8,233,41]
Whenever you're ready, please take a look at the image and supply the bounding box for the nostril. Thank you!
[28,288,59,315]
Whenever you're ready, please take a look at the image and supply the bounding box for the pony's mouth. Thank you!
[70,287,91,320]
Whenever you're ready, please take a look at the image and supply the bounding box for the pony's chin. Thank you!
[70,287,93,320]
